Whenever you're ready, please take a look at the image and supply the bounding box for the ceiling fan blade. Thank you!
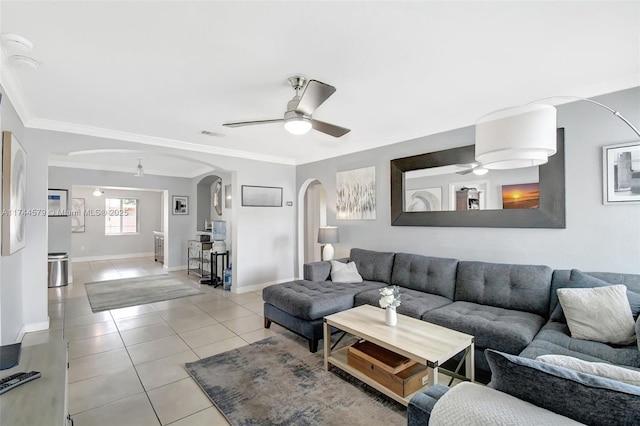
[295,80,336,116]
[311,119,350,138]
[223,119,283,128]
[456,169,474,175]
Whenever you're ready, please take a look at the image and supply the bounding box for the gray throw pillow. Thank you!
[550,269,640,322]
[485,349,640,425]
[557,285,636,345]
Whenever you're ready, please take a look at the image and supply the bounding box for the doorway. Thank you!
[297,179,327,276]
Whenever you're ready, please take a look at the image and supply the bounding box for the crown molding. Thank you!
[0,56,34,125]
[48,158,213,179]
[27,118,296,165]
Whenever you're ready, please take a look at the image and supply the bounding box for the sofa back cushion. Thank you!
[350,248,395,284]
[550,269,640,317]
[391,253,458,300]
[455,261,552,317]
[486,349,640,425]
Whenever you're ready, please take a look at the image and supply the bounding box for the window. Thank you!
[105,198,138,235]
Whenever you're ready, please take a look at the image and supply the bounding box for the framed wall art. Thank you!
[603,141,640,205]
[172,195,189,215]
[48,189,69,216]
[241,185,282,207]
[2,131,27,255]
[71,198,85,233]
[336,166,376,220]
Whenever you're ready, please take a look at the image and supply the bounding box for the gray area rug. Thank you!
[85,274,202,312]
[185,334,406,425]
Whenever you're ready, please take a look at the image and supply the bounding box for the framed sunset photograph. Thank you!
[501,183,540,209]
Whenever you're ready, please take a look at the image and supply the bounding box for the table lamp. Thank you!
[318,226,339,261]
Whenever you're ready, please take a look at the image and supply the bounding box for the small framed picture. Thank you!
[48,189,68,216]
[172,195,189,215]
[241,185,282,207]
[603,141,640,205]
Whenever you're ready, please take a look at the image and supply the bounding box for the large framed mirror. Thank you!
[390,128,565,228]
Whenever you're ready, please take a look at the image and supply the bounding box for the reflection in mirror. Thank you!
[403,165,539,212]
[390,128,565,228]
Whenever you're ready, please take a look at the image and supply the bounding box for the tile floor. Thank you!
[24,256,287,425]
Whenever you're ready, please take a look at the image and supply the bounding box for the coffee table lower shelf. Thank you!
[326,347,426,406]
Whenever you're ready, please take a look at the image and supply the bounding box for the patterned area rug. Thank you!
[85,274,202,312]
[185,334,406,425]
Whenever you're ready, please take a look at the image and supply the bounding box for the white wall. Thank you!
[70,186,162,260]
[1,87,50,344]
[49,167,192,270]
[296,87,640,274]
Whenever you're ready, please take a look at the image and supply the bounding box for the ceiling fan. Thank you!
[456,162,489,176]
[222,76,350,138]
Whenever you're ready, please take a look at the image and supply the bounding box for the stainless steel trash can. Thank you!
[48,252,69,288]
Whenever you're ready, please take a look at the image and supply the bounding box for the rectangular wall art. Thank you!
[48,189,68,216]
[1,131,27,255]
[241,185,282,207]
[71,198,85,233]
[501,183,540,209]
[603,141,640,205]
[172,196,189,215]
[336,166,376,220]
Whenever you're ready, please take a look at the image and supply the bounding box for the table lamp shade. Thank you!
[318,226,339,244]
[475,104,557,170]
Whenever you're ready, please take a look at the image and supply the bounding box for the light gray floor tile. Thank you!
[240,327,278,344]
[147,378,212,425]
[135,350,199,390]
[167,407,229,426]
[127,335,191,365]
[69,366,144,414]
[68,332,124,359]
[64,311,113,328]
[165,312,218,333]
[192,336,248,359]
[208,305,254,322]
[221,314,263,335]
[110,304,157,319]
[115,312,165,331]
[179,324,236,349]
[64,320,118,341]
[70,393,160,426]
[68,347,133,383]
[157,304,206,321]
[120,322,176,346]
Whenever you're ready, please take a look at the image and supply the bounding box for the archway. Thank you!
[297,178,327,277]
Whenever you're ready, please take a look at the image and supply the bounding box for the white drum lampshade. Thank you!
[318,226,339,261]
[475,104,557,170]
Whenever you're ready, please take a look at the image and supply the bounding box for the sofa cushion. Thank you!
[429,382,583,426]
[262,280,380,320]
[519,321,640,369]
[355,287,452,319]
[557,284,636,345]
[422,301,545,355]
[637,317,640,352]
[390,253,458,300]
[330,260,363,283]
[350,248,395,284]
[550,270,640,322]
[454,261,552,317]
[550,269,640,319]
[536,354,640,386]
[486,349,640,425]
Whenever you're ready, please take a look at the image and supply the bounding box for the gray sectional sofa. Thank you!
[263,248,640,372]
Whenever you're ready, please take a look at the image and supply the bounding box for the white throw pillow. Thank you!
[330,260,363,283]
[536,355,640,387]
[557,284,636,345]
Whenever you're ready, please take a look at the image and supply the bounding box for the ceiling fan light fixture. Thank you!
[134,158,144,177]
[472,167,489,176]
[284,116,312,135]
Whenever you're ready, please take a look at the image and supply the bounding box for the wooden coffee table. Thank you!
[323,304,474,406]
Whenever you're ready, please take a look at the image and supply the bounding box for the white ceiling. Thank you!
[1,1,639,177]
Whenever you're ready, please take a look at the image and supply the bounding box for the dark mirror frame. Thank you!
[390,128,565,228]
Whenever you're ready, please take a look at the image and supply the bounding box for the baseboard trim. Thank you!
[235,277,296,294]
[16,319,51,342]
[164,265,187,272]
[71,252,155,262]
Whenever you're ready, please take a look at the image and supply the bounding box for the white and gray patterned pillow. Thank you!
[557,284,636,345]
[536,354,640,387]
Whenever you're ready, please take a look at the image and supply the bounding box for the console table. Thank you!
[0,339,69,425]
